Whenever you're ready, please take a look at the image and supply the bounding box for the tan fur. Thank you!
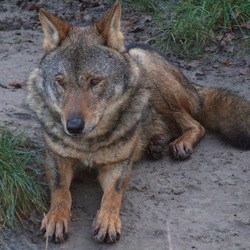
[41,151,76,242]
[39,9,70,51]
[95,0,125,52]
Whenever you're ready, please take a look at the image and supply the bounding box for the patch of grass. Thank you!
[117,0,250,58]
[156,0,250,57]
[121,0,159,13]
[0,127,46,228]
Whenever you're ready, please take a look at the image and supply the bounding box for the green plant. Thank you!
[155,0,250,57]
[121,0,159,13]
[0,127,46,227]
[111,0,250,57]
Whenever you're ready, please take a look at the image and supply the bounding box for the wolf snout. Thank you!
[66,118,85,135]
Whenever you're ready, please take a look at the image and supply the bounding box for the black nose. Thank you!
[66,118,84,135]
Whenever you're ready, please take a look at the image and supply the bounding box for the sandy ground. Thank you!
[0,1,250,250]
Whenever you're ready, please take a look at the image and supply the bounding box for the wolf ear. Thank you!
[39,9,70,52]
[95,0,125,52]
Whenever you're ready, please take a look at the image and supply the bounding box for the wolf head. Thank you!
[28,1,139,137]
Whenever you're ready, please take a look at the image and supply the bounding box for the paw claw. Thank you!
[64,232,69,240]
[55,236,61,244]
[184,147,193,156]
[92,211,121,244]
[40,205,71,243]
[37,228,46,237]
[93,233,106,243]
[105,234,117,244]
[92,227,99,236]
[169,140,193,160]
[48,235,54,242]
[116,232,121,241]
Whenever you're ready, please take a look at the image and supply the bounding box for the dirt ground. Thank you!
[0,1,250,250]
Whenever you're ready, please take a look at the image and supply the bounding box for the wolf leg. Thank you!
[40,149,76,243]
[147,134,169,159]
[169,112,205,160]
[92,160,132,243]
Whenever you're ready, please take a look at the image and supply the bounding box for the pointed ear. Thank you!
[95,0,125,52]
[39,9,70,52]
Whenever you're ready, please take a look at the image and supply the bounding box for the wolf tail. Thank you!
[197,86,250,149]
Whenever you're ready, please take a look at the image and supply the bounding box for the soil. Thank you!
[0,1,250,250]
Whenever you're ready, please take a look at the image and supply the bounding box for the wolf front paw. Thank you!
[92,210,121,244]
[39,205,71,243]
[169,140,193,160]
[148,134,168,159]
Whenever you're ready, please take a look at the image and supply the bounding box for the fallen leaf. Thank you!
[7,80,27,89]
[225,33,235,42]
[130,26,144,33]
[27,4,39,11]
[142,16,152,23]
[215,34,223,41]
[124,21,133,27]
[80,1,100,12]
[220,40,235,53]
[223,60,233,66]
[239,66,250,75]
[241,22,250,29]
[204,45,217,53]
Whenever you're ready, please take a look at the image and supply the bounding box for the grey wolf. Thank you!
[27,0,250,244]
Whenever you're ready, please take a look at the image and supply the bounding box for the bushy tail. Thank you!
[197,87,250,149]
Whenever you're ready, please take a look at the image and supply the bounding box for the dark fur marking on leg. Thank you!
[115,160,130,193]
[47,149,62,189]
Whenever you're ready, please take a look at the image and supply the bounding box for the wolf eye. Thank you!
[54,77,65,88]
[90,78,102,85]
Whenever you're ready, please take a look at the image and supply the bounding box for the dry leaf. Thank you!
[130,26,144,33]
[241,22,250,30]
[223,60,233,66]
[80,1,100,12]
[239,66,250,75]
[124,21,133,27]
[27,4,39,11]
[225,33,235,42]
[7,80,27,89]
